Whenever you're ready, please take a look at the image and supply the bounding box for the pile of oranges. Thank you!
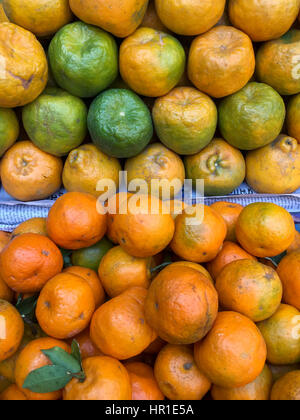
[0,191,299,400]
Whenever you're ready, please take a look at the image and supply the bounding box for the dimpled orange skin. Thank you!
[0,23,48,108]
[257,304,300,366]
[216,260,283,322]
[46,192,107,250]
[63,144,122,198]
[3,0,72,37]
[194,311,267,389]
[113,195,175,258]
[206,241,257,281]
[210,202,243,242]
[63,266,105,308]
[90,287,157,360]
[69,0,148,38]
[12,218,47,239]
[0,141,63,202]
[0,384,27,400]
[271,371,300,400]
[0,300,24,363]
[98,246,153,298]
[236,203,295,258]
[277,251,300,310]
[246,135,300,194]
[15,337,70,401]
[212,365,272,401]
[0,233,63,293]
[188,26,255,98]
[125,143,185,199]
[170,261,213,284]
[63,356,132,401]
[170,204,227,263]
[36,272,95,339]
[70,328,103,360]
[125,362,164,400]
[154,344,211,400]
[145,265,219,345]
[155,0,225,36]
[120,28,186,98]
[228,0,300,42]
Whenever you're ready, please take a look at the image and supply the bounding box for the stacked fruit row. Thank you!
[0,0,300,201]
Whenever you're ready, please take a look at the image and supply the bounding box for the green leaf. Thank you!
[71,340,82,370]
[23,365,72,393]
[265,252,287,268]
[42,347,81,374]
[15,294,39,321]
[150,262,171,275]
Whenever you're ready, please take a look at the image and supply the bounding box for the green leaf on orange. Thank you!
[22,365,72,393]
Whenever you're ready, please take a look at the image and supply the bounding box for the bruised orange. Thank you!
[47,192,107,250]
[145,265,218,344]
[194,311,267,388]
[15,337,70,400]
[170,204,227,263]
[125,362,164,400]
[206,241,256,281]
[188,25,255,98]
[154,344,211,400]
[90,287,157,360]
[36,272,95,339]
[63,356,132,400]
[0,233,63,293]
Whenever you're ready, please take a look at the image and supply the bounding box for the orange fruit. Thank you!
[277,250,300,310]
[69,0,148,38]
[140,0,169,32]
[15,337,70,401]
[63,144,121,198]
[145,265,218,344]
[112,194,175,258]
[155,0,226,35]
[0,233,63,293]
[46,192,107,250]
[0,141,63,202]
[228,0,300,42]
[184,138,246,196]
[106,192,133,244]
[154,344,211,400]
[188,25,255,98]
[90,287,157,360]
[0,231,11,252]
[215,259,282,322]
[120,28,186,97]
[210,202,243,242]
[170,204,227,263]
[246,135,300,194]
[12,217,47,239]
[125,143,185,199]
[36,272,95,339]
[287,94,300,142]
[170,261,213,284]
[194,311,267,388]
[63,356,132,400]
[0,384,27,400]
[0,5,9,22]
[206,241,256,281]
[256,29,300,96]
[63,266,105,308]
[271,371,300,400]
[257,304,300,365]
[98,246,154,298]
[2,0,72,37]
[152,87,217,156]
[0,275,13,302]
[0,300,24,363]
[236,203,295,258]
[69,328,103,360]
[0,23,48,108]
[287,231,300,253]
[211,365,272,401]
[125,362,164,400]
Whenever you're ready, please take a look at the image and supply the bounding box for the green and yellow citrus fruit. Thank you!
[71,237,114,272]
[0,108,19,157]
